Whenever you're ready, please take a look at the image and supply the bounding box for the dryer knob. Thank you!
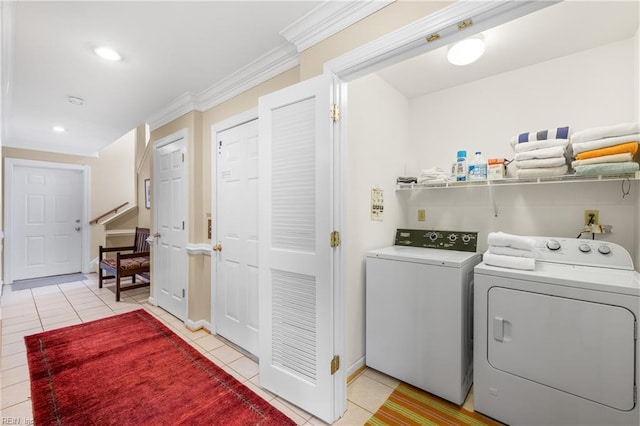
[598,245,611,255]
[546,240,561,251]
[578,244,591,253]
[462,234,471,243]
[448,233,457,242]
[428,232,438,241]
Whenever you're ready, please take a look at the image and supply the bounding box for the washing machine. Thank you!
[366,229,481,405]
[474,236,640,426]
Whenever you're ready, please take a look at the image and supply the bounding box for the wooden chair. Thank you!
[98,227,150,301]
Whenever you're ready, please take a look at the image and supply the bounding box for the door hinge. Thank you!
[331,104,340,122]
[330,355,340,375]
[182,289,185,298]
[182,152,185,162]
[182,221,185,230]
[330,231,340,248]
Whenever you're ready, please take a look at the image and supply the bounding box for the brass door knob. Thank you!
[153,232,161,238]
[212,244,222,252]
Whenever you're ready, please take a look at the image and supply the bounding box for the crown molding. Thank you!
[197,43,299,113]
[147,1,393,132]
[3,137,99,158]
[280,0,394,53]
[146,92,199,132]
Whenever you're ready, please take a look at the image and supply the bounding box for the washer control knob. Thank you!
[448,233,457,242]
[462,234,471,243]
[598,245,611,255]
[578,244,591,253]
[428,232,438,241]
[546,240,561,251]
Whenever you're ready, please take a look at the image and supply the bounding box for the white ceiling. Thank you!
[2,0,390,157]
[377,1,639,99]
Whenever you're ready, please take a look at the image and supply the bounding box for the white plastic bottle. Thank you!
[468,151,487,181]
[455,150,468,182]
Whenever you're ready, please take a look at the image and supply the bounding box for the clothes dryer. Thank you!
[474,237,640,426]
[366,229,481,405]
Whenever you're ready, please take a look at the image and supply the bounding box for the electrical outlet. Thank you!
[584,210,599,226]
[417,209,426,222]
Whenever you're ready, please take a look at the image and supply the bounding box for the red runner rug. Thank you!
[25,309,294,426]
[367,383,501,426]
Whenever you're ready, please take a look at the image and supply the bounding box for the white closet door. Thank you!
[258,74,336,423]
[154,133,188,320]
[215,119,260,356]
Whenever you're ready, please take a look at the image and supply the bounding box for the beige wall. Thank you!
[2,129,137,267]
[136,124,151,229]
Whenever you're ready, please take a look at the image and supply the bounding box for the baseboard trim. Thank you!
[347,356,367,383]
[186,319,212,333]
[148,296,157,306]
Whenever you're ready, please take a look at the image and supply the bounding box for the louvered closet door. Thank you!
[258,74,335,422]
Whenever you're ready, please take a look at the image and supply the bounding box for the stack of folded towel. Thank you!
[509,126,571,178]
[417,167,451,184]
[484,232,536,270]
[570,122,639,177]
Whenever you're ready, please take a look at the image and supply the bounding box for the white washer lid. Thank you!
[367,246,481,268]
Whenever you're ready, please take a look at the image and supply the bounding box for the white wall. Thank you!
[345,73,410,370]
[403,35,639,262]
[635,29,640,270]
[407,37,637,174]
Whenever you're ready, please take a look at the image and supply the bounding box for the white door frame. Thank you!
[210,107,258,334]
[3,158,90,285]
[150,128,189,319]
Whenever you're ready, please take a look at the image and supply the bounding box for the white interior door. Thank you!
[11,165,83,281]
[154,132,188,320]
[258,74,340,423]
[215,118,260,356]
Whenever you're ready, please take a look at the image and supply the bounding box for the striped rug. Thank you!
[367,383,501,426]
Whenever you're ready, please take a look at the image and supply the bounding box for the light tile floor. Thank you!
[0,273,474,425]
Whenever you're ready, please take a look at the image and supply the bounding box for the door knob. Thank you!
[212,244,222,252]
[153,232,161,238]
[75,226,81,231]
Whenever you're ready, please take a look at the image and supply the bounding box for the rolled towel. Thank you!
[514,145,566,161]
[573,162,639,177]
[516,165,568,178]
[571,122,639,144]
[488,245,536,258]
[574,141,638,160]
[571,134,640,156]
[511,126,571,145]
[488,231,535,251]
[513,138,569,154]
[483,252,535,271]
[515,157,567,169]
[571,153,633,168]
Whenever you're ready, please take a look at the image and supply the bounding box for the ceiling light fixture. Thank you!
[94,46,122,61]
[52,126,67,133]
[447,35,485,66]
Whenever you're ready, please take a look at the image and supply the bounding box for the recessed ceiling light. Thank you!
[68,96,85,106]
[447,35,485,66]
[94,46,122,61]
[52,126,67,133]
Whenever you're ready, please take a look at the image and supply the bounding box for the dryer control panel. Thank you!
[395,228,478,252]
[534,237,634,270]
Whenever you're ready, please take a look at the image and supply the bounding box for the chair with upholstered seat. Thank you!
[98,227,150,301]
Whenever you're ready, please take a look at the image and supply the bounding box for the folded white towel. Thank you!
[488,245,536,258]
[513,138,569,154]
[516,165,568,178]
[417,176,450,184]
[487,232,535,251]
[515,157,567,169]
[514,146,566,161]
[571,153,633,168]
[572,122,640,143]
[483,252,536,270]
[571,133,640,156]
